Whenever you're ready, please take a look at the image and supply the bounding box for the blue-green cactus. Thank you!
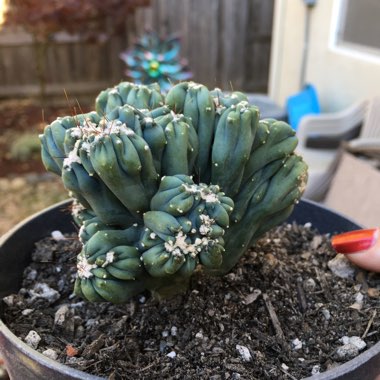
[40,80,308,303]
[139,175,234,278]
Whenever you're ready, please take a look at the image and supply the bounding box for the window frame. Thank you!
[329,0,380,63]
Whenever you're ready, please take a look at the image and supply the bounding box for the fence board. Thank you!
[0,0,274,100]
[220,0,249,90]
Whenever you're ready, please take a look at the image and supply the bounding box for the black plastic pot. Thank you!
[0,199,379,380]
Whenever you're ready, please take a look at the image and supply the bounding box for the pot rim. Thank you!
[0,319,102,380]
[0,199,378,380]
[0,199,72,245]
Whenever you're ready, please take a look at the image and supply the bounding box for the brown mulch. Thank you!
[2,223,380,379]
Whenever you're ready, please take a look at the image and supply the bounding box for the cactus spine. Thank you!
[40,81,308,303]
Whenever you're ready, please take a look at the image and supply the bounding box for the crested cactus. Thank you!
[40,81,308,303]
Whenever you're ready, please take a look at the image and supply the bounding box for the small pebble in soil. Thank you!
[281,363,289,371]
[42,349,58,360]
[2,295,15,307]
[341,336,366,350]
[51,230,65,241]
[21,308,34,316]
[166,351,176,358]
[321,308,331,320]
[335,344,360,361]
[303,278,316,292]
[291,338,303,350]
[28,283,60,304]
[328,254,356,279]
[24,330,41,349]
[235,345,252,362]
[334,336,367,361]
[54,305,69,326]
[349,292,364,310]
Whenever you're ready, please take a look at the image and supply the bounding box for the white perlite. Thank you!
[341,336,366,350]
[291,338,303,350]
[2,295,15,307]
[54,305,69,326]
[327,254,356,279]
[21,309,34,316]
[42,348,58,360]
[25,330,41,349]
[321,308,331,320]
[311,365,321,375]
[242,289,262,305]
[236,345,252,362]
[166,351,177,358]
[335,344,359,360]
[281,363,289,371]
[334,336,366,361]
[349,292,364,310]
[51,230,65,241]
[28,283,60,304]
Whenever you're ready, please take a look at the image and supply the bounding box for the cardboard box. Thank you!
[324,152,380,228]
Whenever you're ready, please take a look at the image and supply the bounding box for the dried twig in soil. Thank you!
[262,293,289,351]
[280,367,298,380]
[296,276,308,313]
[315,268,332,301]
[362,310,377,339]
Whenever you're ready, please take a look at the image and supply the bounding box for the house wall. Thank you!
[269,0,380,111]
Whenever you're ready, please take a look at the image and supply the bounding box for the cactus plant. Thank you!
[40,81,308,303]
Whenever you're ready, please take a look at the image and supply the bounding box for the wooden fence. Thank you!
[0,0,274,101]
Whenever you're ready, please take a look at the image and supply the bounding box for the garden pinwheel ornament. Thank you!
[120,32,192,92]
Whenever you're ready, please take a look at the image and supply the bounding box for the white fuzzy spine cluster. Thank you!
[164,230,216,260]
[64,118,135,170]
[77,255,97,279]
[101,251,116,268]
[182,183,221,204]
[163,211,219,260]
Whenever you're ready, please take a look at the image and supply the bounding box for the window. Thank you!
[335,0,380,56]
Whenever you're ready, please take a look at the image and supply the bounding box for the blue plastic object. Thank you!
[286,84,320,131]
